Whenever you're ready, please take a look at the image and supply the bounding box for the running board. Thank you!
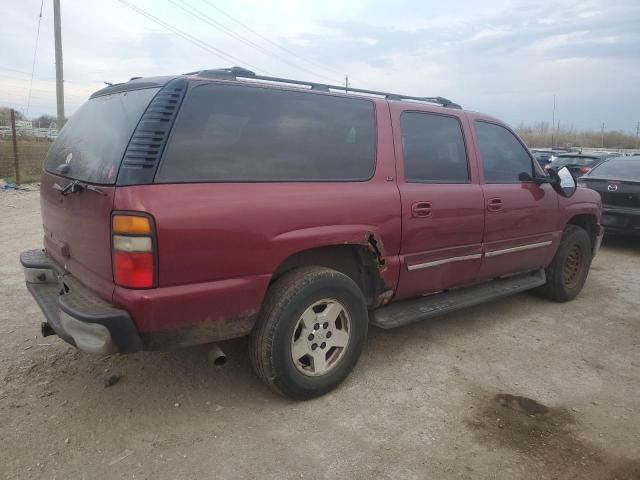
[371,269,546,329]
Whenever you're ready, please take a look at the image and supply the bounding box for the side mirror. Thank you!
[548,166,577,198]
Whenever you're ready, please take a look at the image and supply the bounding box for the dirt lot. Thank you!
[1,190,638,480]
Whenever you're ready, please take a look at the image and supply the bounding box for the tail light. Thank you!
[111,213,156,288]
[579,167,591,174]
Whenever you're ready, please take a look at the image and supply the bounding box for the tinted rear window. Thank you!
[157,84,376,182]
[589,159,640,181]
[400,112,469,182]
[45,88,159,184]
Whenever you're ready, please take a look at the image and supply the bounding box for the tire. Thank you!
[249,267,368,399]
[537,225,592,302]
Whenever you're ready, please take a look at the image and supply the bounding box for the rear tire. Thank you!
[537,225,592,302]
[249,267,368,399]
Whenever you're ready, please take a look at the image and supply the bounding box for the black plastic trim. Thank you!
[22,250,142,353]
[116,78,189,186]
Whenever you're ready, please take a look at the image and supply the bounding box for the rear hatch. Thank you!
[41,85,161,300]
[581,178,640,208]
[580,159,640,210]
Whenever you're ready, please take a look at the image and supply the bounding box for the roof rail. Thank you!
[191,67,462,109]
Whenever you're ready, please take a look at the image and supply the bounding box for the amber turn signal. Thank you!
[112,215,151,235]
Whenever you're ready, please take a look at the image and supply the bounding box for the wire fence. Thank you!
[0,137,51,184]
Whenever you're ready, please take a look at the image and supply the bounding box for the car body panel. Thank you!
[28,73,603,348]
[389,101,485,298]
[40,171,117,301]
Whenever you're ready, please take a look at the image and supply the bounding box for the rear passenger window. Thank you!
[400,112,469,183]
[157,84,376,182]
[475,121,533,183]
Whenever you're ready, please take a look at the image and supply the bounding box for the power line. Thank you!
[115,0,273,74]
[0,69,98,94]
[26,0,45,116]
[0,80,90,100]
[170,0,340,83]
[198,0,342,77]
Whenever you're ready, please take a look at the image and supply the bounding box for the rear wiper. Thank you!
[52,180,107,196]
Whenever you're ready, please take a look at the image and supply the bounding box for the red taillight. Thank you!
[580,167,591,174]
[111,213,156,288]
[113,252,154,288]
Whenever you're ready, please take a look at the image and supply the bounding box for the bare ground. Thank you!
[1,190,639,480]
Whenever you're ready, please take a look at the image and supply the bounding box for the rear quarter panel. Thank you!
[113,100,402,332]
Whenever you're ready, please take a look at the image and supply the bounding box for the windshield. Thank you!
[588,159,640,181]
[44,88,159,184]
[552,156,596,167]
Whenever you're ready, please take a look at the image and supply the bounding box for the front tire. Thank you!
[249,267,368,399]
[537,225,592,302]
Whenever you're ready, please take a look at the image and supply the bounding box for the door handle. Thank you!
[412,201,432,218]
[487,197,503,212]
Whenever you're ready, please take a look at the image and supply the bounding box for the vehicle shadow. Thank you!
[601,233,640,253]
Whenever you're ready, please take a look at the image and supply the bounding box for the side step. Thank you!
[370,269,546,329]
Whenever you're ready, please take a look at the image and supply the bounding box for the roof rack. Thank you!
[189,66,462,109]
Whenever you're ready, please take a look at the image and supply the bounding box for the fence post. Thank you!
[10,109,21,185]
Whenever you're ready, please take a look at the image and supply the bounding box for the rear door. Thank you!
[41,86,160,300]
[393,104,485,299]
[471,119,562,280]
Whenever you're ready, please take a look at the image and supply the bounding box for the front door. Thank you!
[394,108,485,300]
[472,120,562,280]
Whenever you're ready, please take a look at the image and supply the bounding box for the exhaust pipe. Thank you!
[207,344,227,366]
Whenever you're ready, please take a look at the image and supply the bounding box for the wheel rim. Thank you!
[290,299,351,377]
[562,244,584,289]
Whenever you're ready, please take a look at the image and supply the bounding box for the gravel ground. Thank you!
[1,190,639,480]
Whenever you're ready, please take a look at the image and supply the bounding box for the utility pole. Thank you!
[53,0,65,130]
[600,122,605,148]
[10,109,21,185]
[551,94,556,148]
[345,74,350,93]
[636,121,639,148]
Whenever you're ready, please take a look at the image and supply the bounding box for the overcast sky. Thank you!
[2,0,639,131]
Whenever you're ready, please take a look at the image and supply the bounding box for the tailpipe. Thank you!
[207,344,227,366]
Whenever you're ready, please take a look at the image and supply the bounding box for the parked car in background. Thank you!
[591,151,622,158]
[530,149,554,167]
[578,156,640,236]
[549,153,606,177]
[0,126,11,137]
[20,67,603,399]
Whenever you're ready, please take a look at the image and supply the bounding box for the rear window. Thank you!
[45,88,159,184]
[400,112,469,183]
[589,159,640,181]
[157,84,376,182]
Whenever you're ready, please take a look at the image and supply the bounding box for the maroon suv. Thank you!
[21,67,603,399]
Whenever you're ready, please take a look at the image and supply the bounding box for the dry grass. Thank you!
[0,138,51,181]
[516,123,640,150]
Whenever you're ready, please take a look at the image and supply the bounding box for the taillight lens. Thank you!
[112,214,156,288]
[580,167,591,174]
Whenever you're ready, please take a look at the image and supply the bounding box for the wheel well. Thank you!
[271,245,388,307]
[567,214,598,249]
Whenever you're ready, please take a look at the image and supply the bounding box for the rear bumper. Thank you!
[20,249,142,354]
[602,207,640,235]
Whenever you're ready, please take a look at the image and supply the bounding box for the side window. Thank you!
[400,112,469,183]
[475,121,534,183]
[157,84,376,182]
